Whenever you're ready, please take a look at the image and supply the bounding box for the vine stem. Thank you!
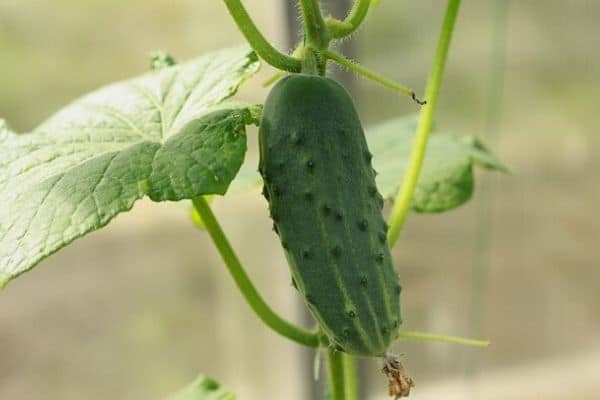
[192,196,319,347]
[398,330,490,348]
[326,0,371,39]
[222,0,302,72]
[342,354,359,400]
[327,349,346,400]
[387,0,462,245]
[299,0,329,49]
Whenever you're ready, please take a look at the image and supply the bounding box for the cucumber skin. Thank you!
[259,74,402,357]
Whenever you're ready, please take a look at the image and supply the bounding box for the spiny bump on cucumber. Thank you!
[258,74,402,357]
[358,219,369,231]
[360,275,369,287]
[331,245,342,257]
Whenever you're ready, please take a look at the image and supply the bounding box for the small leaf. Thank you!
[0,46,260,288]
[167,375,235,400]
[367,115,507,213]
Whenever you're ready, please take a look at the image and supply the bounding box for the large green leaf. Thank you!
[368,115,508,212]
[167,375,234,400]
[0,46,260,288]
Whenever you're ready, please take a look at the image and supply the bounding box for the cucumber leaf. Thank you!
[0,46,260,288]
[167,375,235,400]
[367,115,508,213]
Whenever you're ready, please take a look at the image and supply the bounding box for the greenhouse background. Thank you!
[1,1,598,399]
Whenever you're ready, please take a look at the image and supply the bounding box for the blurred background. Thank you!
[1,0,598,399]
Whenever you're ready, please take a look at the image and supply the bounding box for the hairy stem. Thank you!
[398,330,489,348]
[327,349,346,400]
[326,0,371,39]
[342,354,359,400]
[192,196,319,347]
[302,44,321,75]
[299,0,329,49]
[387,0,462,245]
[262,42,305,87]
[223,0,302,72]
[322,49,424,104]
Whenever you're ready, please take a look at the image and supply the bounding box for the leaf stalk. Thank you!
[192,196,319,348]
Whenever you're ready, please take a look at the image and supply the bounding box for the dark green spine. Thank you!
[259,74,401,356]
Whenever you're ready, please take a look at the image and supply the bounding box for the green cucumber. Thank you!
[258,74,402,356]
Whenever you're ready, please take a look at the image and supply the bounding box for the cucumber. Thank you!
[258,74,402,356]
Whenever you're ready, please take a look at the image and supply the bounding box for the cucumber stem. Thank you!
[192,196,319,347]
[387,0,462,246]
[223,0,302,72]
[302,45,321,75]
[398,330,490,348]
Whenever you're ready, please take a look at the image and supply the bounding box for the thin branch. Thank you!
[223,0,302,72]
[192,196,319,347]
[322,50,425,104]
[398,330,490,348]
